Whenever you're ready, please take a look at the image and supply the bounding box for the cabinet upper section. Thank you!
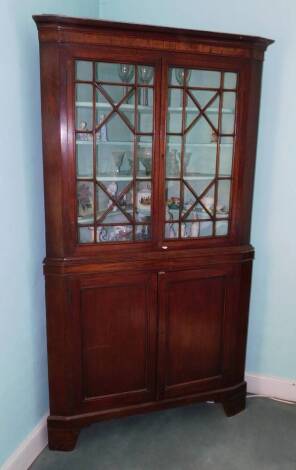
[34,15,273,259]
[33,15,273,60]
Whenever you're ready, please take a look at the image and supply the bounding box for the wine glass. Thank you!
[112,151,125,174]
[175,69,192,106]
[117,64,134,103]
[138,66,153,106]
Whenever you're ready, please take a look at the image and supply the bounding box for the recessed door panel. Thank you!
[167,276,224,385]
[158,266,239,398]
[77,271,157,410]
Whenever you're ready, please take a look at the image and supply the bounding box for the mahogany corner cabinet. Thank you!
[33,14,273,451]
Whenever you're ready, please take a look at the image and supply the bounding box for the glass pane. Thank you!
[97,225,133,242]
[167,89,183,133]
[76,83,92,104]
[181,222,191,238]
[184,146,216,177]
[182,185,197,219]
[96,181,132,222]
[76,61,92,81]
[165,223,179,239]
[200,184,215,216]
[77,181,94,224]
[138,65,154,85]
[222,92,236,134]
[181,222,200,238]
[184,178,214,201]
[166,147,180,178]
[97,182,131,224]
[169,68,190,86]
[199,221,213,237]
[219,139,233,176]
[185,203,211,221]
[79,226,94,243]
[136,224,151,241]
[205,95,220,129]
[96,144,133,178]
[96,84,133,106]
[76,84,93,130]
[96,62,135,84]
[185,115,213,145]
[95,89,112,124]
[216,220,229,236]
[188,70,220,88]
[223,91,236,111]
[224,72,237,89]
[99,210,130,224]
[100,112,134,144]
[76,138,93,178]
[166,180,180,220]
[136,181,152,222]
[137,139,153,177]
[120,89,135,128]
[138,88,153,132]
[185,94,199,130]
[168,87,183,109]
[189,89,217,109]
[166,134,182,148]
[96,182,115,218]
[216,179,231,217]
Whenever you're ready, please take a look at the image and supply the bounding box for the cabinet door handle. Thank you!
[162,245,168,250]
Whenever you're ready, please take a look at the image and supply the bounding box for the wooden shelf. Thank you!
[76,141,151,146]
[77,175,151,181]
[76,101,152,111]
[168,106,233,114]
[167,142,232,148]
[78,210,150,225]
[76,101,234,114]
[167,174,230,180]
[76,140,231,147]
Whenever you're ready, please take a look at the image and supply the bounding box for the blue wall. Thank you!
[98,0,296,379]
[0,1,99,466]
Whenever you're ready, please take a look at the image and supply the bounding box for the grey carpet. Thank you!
[30,398,296,470]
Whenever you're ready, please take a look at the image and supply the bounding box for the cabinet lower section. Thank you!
[45,253,252,451]
[47,381,247,450]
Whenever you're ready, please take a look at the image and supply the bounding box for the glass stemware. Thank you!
[138,66,153,106]
[117,64,134,103]
[175,69,191,106]
[112,151,125,174]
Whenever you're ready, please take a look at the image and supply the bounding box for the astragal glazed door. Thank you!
[161,59,240,247]
[73,56,160,248]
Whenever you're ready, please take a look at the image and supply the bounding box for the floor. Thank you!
[31,398,296,470]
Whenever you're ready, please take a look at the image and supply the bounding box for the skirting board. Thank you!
[246,373,296,402]
[2,374,296,470]
[1,413,48,470]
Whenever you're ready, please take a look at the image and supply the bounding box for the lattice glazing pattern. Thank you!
[165,68,237,239]
[75,61,154,243]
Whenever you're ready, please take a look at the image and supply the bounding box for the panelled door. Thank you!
[70,271,158,412]
[70,264,243,412]
[157,265,242,399]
